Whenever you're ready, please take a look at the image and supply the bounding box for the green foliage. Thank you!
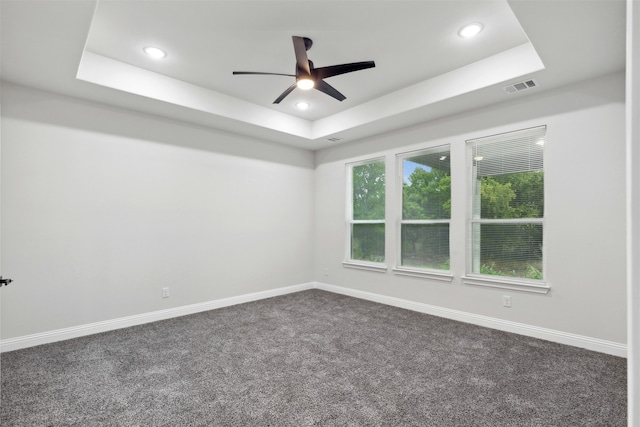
[477,171,544,280]
[481,172,544,219]
[351,162,385,262]
[403,167,451,220]
[505,171,544,218]
[351,223,385,262]
[480,262,504,276]
[352,162,385,220]
[480,177,516,218]
[401,165,451,268]
[403,168,542,222]
[478,262,543,280]
[525,265,543,280]
[372,158,545,278]
[400,224,449,269]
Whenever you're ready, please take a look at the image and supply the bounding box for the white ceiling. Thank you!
[85,1,529,120]
[0,0,626,150]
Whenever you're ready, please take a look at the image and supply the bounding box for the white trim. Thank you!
[342,261,388,273]
[400,219,451,225]
[2,281,625,359]
[314,282,626,357]
[0,282,314,353]
[462,275,550,294]
[392,267,454,282]
[470,218,544,224]
[627,0,640,423]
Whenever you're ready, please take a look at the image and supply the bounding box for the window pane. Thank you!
[479,171,544,219]
[403,149,451,220]
[471,223,543,279]
[352,162,385,220]
[401,223,449,269]
[351,223,385,262]
[468,126,545,282]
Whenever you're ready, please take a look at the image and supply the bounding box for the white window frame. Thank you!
[393,146,453,282]
[343,157,387,273]
[463,126,550,294]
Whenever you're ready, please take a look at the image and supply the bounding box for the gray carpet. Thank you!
[0,289,627,426]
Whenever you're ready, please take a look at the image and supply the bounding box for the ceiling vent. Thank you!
[503,79,538,94]
[327,137,342,142]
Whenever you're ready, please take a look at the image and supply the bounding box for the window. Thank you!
[466,126,545,285]
[397,146,451,275]
[346,159,386,268]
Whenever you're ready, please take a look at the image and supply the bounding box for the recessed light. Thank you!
[296,102,310,110]
[143,46,167,59]
[458,23,483,38]
[296,78,314,90]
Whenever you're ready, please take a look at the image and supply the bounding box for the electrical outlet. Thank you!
[502,295,511,308]
[162,287,170,298]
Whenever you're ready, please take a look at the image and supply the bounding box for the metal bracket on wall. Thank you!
[0,276,13,287]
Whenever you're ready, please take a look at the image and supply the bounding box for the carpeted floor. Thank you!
[0,289,627,426]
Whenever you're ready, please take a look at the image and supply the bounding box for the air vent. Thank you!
[503,79,538,94]
[327,137,342,142]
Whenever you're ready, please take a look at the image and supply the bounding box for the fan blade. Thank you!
[314,61,375,80]
[292,36,311,76]
[233,71,296,77]
[273,83,298,104]
[315,80,346,102]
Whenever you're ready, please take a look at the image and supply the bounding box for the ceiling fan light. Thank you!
[297,78,315,90]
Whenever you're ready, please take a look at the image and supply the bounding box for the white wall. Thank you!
[0,72,628,349]
[315,72,627,345]
[0,82,315,340]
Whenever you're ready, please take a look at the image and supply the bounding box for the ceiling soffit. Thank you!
[77,0,544,143]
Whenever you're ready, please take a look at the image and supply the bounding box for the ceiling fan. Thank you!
[233,36,375,104]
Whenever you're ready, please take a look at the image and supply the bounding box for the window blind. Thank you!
[469,126,545,177]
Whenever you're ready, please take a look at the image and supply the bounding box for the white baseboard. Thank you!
[0,282,314,353]
[2,281,627,358]
[313,282,628,358]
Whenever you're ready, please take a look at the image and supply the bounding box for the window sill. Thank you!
[462,275,550,294]
[392,267,453,282]
[343,261,388,273]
